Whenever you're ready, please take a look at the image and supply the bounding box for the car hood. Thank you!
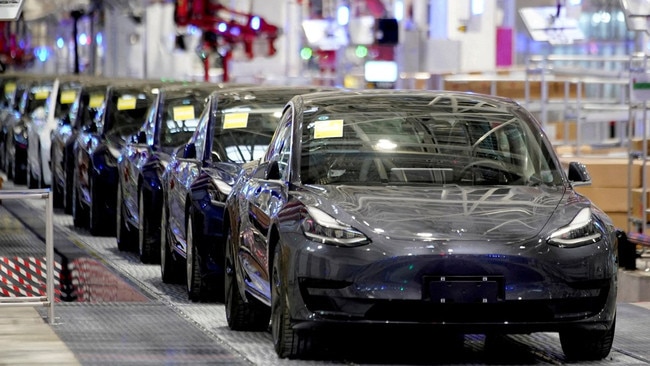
[300,184,567,242]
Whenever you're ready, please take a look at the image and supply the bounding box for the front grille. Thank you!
[300,279,612,324]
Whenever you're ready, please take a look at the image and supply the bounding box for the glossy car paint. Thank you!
[27,76,82,188]
[117,84,221,262]
[72,81,163,235]
[162,85,335,301]
[51,80,112,211]
[7,77,55,185]
[224,90,618,360]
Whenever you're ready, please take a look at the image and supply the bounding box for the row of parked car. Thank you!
[0,71,619,360]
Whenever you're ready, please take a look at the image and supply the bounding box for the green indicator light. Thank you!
[355,45,368,58]
[300,47,313,60]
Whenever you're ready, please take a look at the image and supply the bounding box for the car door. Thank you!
[239,109,293,299]
[121,92,162,225]
[167,98,211,253]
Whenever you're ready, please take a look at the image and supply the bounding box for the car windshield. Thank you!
[55,85,82,119]
[300,94,564,187]
[24,85,52,114]
[105,87,156,137]
[160,94,206,148]
[214,107,280,164]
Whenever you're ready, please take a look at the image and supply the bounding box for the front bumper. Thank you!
[282,234,618,333]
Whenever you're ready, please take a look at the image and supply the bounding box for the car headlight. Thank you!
[107,145,121,159]
[13,126,27,143]
[301,206,370,247]
[208,178,231,205]
[547,207,602,247]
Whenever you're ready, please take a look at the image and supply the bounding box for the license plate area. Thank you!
[424,275,504,304]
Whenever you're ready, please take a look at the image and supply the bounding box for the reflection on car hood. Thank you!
[303,185,566,242]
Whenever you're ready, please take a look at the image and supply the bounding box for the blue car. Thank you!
[160,85,336,302]
[116,83,230,263]
[50,79,112,212]
[72,81,164,235]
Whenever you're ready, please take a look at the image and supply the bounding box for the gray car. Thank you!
[223,89,618,360]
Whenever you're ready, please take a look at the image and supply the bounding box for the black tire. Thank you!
[138,189,159,264]
[89,175,109,236]
[63,154,73,214]
[160,204,180,284]
[560,317,616,361]
[26,160,39,189]
[51,150,64,208]
[72,167,88,228]
[224,227,270,331]
[4,135,12,179]
[186,214,204,302]
[271,244,313,359]
[13,147,27,185]
[116,181,136,252]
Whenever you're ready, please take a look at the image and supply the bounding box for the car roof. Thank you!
[293,88,520,107]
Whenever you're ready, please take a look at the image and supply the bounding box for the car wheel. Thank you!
[186,214,204,302]
[13,146,27,185]
[72,167,88,228]
[116,181,136,251]
[63,154,73,214]
[559,316,616,361]
[224,227,270,330]
[271,244,312,359]
[160,205,180,284]
[27,160,38,189]
[138,189,158,264]
[89,176,108,236]
[51,150,63,208]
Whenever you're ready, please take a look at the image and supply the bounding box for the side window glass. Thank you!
[193,108,210,160]
[275,109,293,179]
[144,103,157,145]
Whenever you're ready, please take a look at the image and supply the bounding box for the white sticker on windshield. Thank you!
[223,112,249,129]
[314,119,344,139]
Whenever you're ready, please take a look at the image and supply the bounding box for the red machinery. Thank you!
[174,0,280,81]
[0,20,33,69]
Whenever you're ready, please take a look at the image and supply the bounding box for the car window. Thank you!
[159,94,204,150]
[213,106,281,164]
[192,106,210,160]
[299,95,563,186]
[105,88,156,137]
[54,84,81,120]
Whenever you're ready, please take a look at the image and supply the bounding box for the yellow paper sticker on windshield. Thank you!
[60,90,76,104]
[173,105,195,121]
[89,94,104,108]
[223,113,249,129]
[4,82,15,94]
[35,90,50,100]
[314,119,344,139]
[117,96,137,110]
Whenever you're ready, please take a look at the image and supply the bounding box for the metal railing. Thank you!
[0,189,54,324]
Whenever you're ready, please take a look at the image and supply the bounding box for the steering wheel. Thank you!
[457,159,514,183]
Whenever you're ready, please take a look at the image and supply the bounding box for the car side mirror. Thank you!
[183,142,196,159]
[265,160,281,180]
[567,162,591,187]
[136,130,146,144]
